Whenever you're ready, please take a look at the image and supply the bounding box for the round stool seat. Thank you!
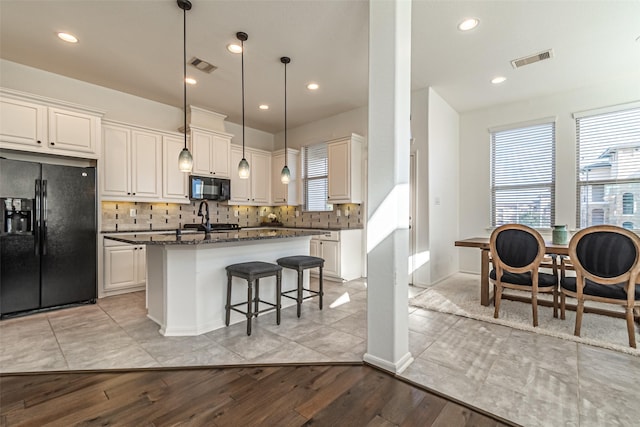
[277,256,324,269]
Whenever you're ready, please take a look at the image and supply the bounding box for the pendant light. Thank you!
[177,0,193,173]
[280,56,291,184]
[237,32,250,179]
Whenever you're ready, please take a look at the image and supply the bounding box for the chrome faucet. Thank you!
[197,201,211,233]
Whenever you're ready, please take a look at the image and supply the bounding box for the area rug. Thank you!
[409,273,640,356]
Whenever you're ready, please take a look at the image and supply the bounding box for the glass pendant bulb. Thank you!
[238,157,250,179]
[280,165,290,184]
[178,147,193,173]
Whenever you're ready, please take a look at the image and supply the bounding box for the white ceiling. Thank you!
[1,0,639,134]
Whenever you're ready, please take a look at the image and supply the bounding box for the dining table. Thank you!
[454,237,568,306]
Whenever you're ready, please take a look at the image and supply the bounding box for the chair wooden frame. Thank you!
[560,225,640,348]
[490,224,558,327]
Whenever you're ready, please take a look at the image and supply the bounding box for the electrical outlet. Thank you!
[295,210,300,217]
[336,209,341,217]
[234,210,239,218]
[129,208,136,217]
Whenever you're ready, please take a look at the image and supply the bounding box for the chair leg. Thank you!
[574,299,584,337]
[625,306,636,348]
[254,278,260,317]
[225,273,232,326]
[246,280,253,336]
[493,284,502,319]
[318,266,324,310]
[560,292,566,320]
[552,288,558,319]
[532,294,539,327]
[276,271,282,325]
[296,269,303,318]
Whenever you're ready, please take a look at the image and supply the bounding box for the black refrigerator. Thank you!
[0,158,97,317]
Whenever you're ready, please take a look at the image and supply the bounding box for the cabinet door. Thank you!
[104,245,137,291]
[135,246,147,285]
[327,139,350,202]
[250,152,271,204]
[230,147,251,203]
[0,98,47,148]
[191,130,213,176]
[131,130,162,198]
[320,240,340,277]
[47,107,98,155]
[102,125,131,197]
[163,135,189,201]
[211,135,230,177]
[271,153,287,203]
[310,239,319,258]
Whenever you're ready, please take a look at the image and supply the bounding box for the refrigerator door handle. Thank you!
[35,179,41,256]
[42,179,48,256]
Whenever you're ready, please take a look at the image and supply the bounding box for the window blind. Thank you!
[302,143,331,211]
[576,106,640,229]
[491,122,555,227]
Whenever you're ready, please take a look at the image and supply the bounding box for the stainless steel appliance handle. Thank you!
[42,179,48,256]
[35,179,41,256]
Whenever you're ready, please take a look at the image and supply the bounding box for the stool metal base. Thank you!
[277,256,324,318]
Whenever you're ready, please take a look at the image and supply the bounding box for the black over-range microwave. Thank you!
[189,175,231,201]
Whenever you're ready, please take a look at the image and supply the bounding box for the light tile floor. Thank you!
[1,273,639,427]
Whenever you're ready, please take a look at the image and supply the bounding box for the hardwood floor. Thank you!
[1,363,515,427]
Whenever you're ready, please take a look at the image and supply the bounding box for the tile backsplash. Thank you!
[101,201,363,232]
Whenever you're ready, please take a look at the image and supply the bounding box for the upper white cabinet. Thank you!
[162,135,189,202]
[271,148,299,206]
[327,133,364,204]
[190,126,231,178]
[0,88,103,159]
[102,121,182,202]
[229,145,271,205]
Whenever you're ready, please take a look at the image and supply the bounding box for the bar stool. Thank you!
[277,256,324,317]
[225,261,282,336]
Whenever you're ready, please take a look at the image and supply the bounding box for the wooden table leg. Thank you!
[480,249,490,306]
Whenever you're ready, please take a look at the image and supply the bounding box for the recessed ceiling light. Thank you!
[259,104,269,110]
[227,43,242,53]
[457,18,479,31]
[57,32,78,43]
[307,83,319,90]
[491,76,507,84]
[185,77,197,85]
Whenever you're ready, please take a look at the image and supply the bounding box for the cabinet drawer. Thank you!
[317,231,339,241]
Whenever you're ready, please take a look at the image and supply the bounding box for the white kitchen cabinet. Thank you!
[311,229,363,281]
[163,135,190,202]
[0,89,103,159]
[103,239,146,293]
[327,133,364,204]
[190,127,231,178]
[229,145,271,205]
[101,123,162,200]
[271,148,299,206]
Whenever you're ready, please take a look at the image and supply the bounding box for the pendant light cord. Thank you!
[183,6,187,150]
[284,60,287,159]
[241,38,245,159]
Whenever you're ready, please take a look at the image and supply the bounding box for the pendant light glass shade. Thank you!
[280,56,291,184]
[238,157,250,179]
[237,32,250,179]
[177,0,193,173]
[178,147,193,172]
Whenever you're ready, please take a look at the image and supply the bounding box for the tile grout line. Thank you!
[47,315,70,371]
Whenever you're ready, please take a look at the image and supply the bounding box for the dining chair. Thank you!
[560,225,640,348]
[490,224,558,327]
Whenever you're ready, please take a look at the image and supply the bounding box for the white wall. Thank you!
[0,59,272,149]
[427,88,459,284]
[458,74,640,273]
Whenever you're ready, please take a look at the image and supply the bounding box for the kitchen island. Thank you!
[105,228,324,336]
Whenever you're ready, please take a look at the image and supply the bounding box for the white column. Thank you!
[364,0,413,373]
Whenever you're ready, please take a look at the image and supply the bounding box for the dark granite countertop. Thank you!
[101,225,363,234]
[104,228,326,245]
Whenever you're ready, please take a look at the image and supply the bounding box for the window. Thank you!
[575,105,640,228]
[302,143,332,211]
[622,192,634,215]
[490,121,555,227]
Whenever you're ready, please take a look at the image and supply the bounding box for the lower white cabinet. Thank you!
[311,229,362,281]
[103,239,146,293]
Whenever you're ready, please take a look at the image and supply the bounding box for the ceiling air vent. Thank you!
[189,57,217,74]
[510,49,554,69]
